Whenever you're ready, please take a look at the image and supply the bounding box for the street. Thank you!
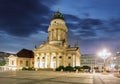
[93,73,120,84]
[0,71,120,84]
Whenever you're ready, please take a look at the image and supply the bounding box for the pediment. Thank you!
[35,44,63,52]
[8,55,17,59]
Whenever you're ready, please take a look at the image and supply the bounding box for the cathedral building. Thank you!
[34,10,81,69]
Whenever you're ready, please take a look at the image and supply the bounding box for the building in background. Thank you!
[8,49,34,70]
[114,52,120,71]
[106,52,120,71]
[34,10,81,69]
[81,54,103,71]
[0,52,13,71]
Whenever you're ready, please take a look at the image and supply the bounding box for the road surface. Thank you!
[93,73,120,84]
[0,71,120,84]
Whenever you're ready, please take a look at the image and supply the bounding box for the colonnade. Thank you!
[34,52,76,68]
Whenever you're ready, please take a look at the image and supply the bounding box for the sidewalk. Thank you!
[114,73,120,78]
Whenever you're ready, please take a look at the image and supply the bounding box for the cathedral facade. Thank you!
[34,10,81,69]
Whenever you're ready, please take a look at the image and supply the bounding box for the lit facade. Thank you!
[81,54,104,71]
[106,52,120,71]
[34,10,81,69]
[8,49,34,70]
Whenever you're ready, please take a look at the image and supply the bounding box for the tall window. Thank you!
[59,56,62,59]
[20,60,23,66]
[26,61,29,66]
[37,57,40,61]
[12,60,14,65]
[32,62,34,65]
[68,56,71,59]
[42,57,45,59]
[68,63,71,66]
[53,57,56,59]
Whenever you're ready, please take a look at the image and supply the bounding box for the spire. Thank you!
[35,44,37,49]
[57,6,60,12]
[76,40,78,47]
[74,39,79,47]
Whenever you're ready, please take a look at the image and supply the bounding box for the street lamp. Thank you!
[98,49,111,73]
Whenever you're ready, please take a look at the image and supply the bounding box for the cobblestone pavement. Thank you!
[0,71,93,84]
[0,71,120,84]
[93,73,120,84]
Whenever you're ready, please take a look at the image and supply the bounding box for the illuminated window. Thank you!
[37,57,40,59]
[68,63,71,66]
[53,57,56,59]
[20,60,23,65]
[32,62,34,64]
[37,57,40,61]
[12,60,14,65]
[59,56,62,59]
[68,57,71,59]
[26,61,29,66]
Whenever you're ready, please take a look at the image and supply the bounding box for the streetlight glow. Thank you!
[97,48,111,73]
[98,49,111,59]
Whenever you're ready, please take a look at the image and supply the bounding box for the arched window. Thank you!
[42,57,45,59]
[53,57,56,59]
[37,57,40,61]
[68,57,71,59]
[26,61,29,66]
[37,57,40,60]
[59,56,62,59]
[20,60,23,65]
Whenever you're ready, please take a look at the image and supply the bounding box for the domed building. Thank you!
[34,10,81,69]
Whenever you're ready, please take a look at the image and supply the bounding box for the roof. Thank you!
[66,47,79,51]
[52,10,64,20]
[16,49,34,58]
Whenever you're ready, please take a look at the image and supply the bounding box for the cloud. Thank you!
[0,31,48,53]
[0,0,120,54]
[65,16,103,39]
[64,13,120,53]
[80,18,102,26]
[0,0,51,37]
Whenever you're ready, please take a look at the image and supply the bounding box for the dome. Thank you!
[52,10,64,20]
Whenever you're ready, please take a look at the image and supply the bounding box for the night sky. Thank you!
[0,0,120,54]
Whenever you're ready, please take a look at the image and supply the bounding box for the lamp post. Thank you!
[98,49,111,73]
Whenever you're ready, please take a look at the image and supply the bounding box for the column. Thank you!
[34,57,38,68]
[54,29,57,40]
[56,29,58,40]
[72,54,75,67]
[49,53,51,68]
[61,29,63,40]
[58,29,60,40]
[39,54,42,68]
[51,30,53,41]
[75,54,76,66]
[45,53,47,68]
[59,29,61,40]
[63,53,66,67]
[56,53,59,68]
[49,31,51,41]
[51,53,54,68]
[47,53,50,68]
[50,53,52,68]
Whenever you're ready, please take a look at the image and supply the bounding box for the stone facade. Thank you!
[8,49,34,70]
[106,52,120,71]
[81,54,104,71]
[34,10,81,69]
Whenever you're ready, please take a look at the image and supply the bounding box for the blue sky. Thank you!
[0,0,120,54]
